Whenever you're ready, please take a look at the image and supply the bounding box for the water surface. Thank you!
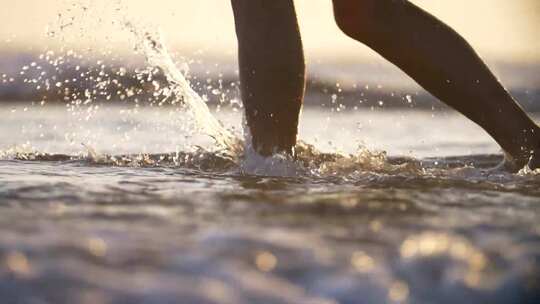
[0,106,539,304]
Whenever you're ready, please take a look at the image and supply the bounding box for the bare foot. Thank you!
[497,145,540,173]
[527,148,540,170]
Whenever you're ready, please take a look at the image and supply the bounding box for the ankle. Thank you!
[505,137,540,170]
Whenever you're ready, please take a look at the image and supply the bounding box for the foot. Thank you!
[527,148,540,170]
[498,145,540,173]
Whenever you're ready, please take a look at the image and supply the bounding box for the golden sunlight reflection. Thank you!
[86,237,108,257]
[369,220,383,232]
[255,250,278,272]
[5,251,33,278]
[388,280,410,303]
[201,279,237,303]
[351,250,375,272]
[400,232,489,288]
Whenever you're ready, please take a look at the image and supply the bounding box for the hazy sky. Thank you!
[1,0,539,62]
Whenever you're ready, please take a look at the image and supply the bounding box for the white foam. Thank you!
[240,145,301,177]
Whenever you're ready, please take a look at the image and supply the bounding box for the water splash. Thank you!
[240,147,301,177]
[125,23,241,154]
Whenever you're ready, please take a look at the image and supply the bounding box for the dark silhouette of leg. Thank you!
[231,0,305,156]
[332,0,540,169]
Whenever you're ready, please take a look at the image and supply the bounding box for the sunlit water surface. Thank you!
[0,106,539,304]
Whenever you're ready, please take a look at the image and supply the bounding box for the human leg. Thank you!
[332,0,540,169]
[231,0,306,156]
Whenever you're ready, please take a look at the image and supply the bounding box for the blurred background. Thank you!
[0,0,539,109]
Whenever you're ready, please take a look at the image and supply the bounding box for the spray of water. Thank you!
[125,23,241,155]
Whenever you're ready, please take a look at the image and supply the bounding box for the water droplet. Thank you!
[331,94,337,104]
[405,95,413,104]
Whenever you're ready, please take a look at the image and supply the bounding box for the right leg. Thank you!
[332,0,540,169]
[231,0,305,156]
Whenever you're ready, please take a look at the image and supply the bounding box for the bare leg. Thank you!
[333,0,540,169]
[231,0,305,156]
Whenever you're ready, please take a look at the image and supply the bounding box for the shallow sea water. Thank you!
[0,105,540,304]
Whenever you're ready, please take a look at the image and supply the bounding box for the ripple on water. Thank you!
[0,147,539,303]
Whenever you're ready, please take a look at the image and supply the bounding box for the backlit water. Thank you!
[0,105,539,304]
[0,4,539,302]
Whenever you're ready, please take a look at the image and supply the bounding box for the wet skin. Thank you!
[231,0,540,170]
